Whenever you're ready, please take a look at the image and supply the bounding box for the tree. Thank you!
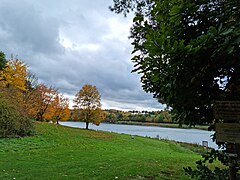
[110,0,240,126]
[26,84,58,121]
[0,58,29,116]
[73,84,103,129]
[0,57,34,137]
[111,1,240,178]
[46,93,70,124]
[0,58,27,92]
[0,51,7,70]
[104,111,117,123]
[25,71,39,91]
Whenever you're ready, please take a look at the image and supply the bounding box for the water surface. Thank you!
[60,121,218,149]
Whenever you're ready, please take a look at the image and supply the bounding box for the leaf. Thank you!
[218,23,223,33]
[220,28,233,36]
[226,46,234,54]
[208,26,217,35]
[233,36,240,44]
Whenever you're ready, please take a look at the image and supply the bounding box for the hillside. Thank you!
[0,122,200,179]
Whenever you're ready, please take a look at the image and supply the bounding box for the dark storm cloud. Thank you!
[0,0,163,110]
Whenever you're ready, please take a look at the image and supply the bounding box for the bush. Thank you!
[184,149,229,179]
[0,95,34,137]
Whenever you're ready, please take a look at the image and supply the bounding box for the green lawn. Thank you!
[0,122,200,179]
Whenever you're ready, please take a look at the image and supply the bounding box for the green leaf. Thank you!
[218,23,223,33]
[226,46,234,54]
[208,26,217,35]
[233,36,240,44]
[220,28,233,36]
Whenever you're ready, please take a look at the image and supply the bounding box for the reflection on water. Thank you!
[60,121,218,149]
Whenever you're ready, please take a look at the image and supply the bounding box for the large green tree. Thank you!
[110,0,240,126]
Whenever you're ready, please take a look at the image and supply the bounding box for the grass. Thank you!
[116,121,209,130]
[0,122,202,180]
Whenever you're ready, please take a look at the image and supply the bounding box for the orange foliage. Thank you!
[26,84,57,121]
[26,83,70,122]
[45,93,70,123]
[0,57,70,123]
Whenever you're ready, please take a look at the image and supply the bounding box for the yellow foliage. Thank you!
[92,108,105,126]
[0,57,70,123]
[0,59,28,113]
[0,59,27,91]
[73,84,104,126]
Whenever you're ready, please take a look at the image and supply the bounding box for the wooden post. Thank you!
[226,143,238,180]
[229,158,237,180]
[214,101,240,179]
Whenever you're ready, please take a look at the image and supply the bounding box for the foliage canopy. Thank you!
[0,51,6,70]
[0,57,34,137]
[0,55,70,137]
[26,83,70,122]
[111,0,240,126]
[73,84,104,129]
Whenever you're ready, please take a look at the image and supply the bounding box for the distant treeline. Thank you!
[103,109,173,124]
[69,109,173,124]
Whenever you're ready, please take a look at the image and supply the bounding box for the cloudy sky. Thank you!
[0,0,165,111]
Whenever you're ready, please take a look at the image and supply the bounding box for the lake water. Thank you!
[60,121,218,149]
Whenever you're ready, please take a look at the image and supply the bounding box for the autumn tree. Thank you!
[0,57,34,137]
[0,57,28,111]
[26,83,58,121]
[73,84,104,129]
[45,93,70,124]
[26,71,39,91]
[0,58,27,92]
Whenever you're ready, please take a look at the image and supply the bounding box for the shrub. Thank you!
[184,149,229,179]
[0,95,34,137]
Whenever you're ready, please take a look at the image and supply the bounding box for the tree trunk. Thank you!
[57,120,59,124]
[86,122,89,129]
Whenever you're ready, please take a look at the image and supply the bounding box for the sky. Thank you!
[0,0,165,111]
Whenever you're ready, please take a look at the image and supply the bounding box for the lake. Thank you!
[60,121,218,149]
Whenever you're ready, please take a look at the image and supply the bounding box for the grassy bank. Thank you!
[115,121,209,130]
[0,122,201,180]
